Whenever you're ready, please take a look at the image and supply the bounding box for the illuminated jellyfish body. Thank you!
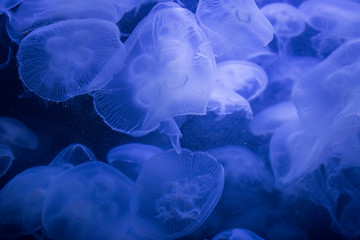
[0,117,38,149]
[0,0,20,15]
[0,166,64,236]
[250,101,298,136]
[292,40,360,133]
[17,19,125,101]
[299,0,360,39]
[42,162,133,240]
[310,33,343,58]
[208,61,267,119]
[212,228,264,240]
[0,144,14,177]
[261,3,305,55]
[269,119,327,187]
[131,149,224,239]
[93,3,216,139]
[196,0,273,60]
[107,143,163,181]
[6,0,141,43]
[49,143,96,169]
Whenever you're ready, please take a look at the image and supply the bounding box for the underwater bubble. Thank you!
[0,117,39,149]
[131,149,224,239]
[17,18,125,101]
[42,161,133,240]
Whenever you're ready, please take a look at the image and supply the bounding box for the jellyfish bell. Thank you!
[212,228,264,240]
[17,18,125,101]
[93,2,216,137]
[130,149,224,239]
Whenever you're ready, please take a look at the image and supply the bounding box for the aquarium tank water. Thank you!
[0,0,359,239]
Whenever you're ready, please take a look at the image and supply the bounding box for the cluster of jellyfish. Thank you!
[0,0,360,239]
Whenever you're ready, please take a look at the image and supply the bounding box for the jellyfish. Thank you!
[299,0,360,39]
[249,101,298,136]
[17,18,125,101]
[158,117,185,154]
[261,3,305,56]
[42,161,133,240]
[107,143,163,181]
[92,2,216,137]
[292,40,360,134]
[0,117,39,149]
[0,166,64,236]
[310,33,343,58]
[196,0,274,60]
[0,144,14,177]
[130,149,224,239]
[269,119,327,187]
[212,228,264,240]
[6,0,141,43]
[48,143,96,169]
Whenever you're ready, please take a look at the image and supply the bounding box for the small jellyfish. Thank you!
[250,101,298,136]
[0,144,14,177]
[196,0,274,59]
[42,162,133,240]
[212,228,264,240]
[49,143,96,169]
[107,143,163,181]
[299,0,360,39]
[0,166,64,236]
[131,149,224,239]
[93,2,216,137]
[0,117,39,149]
[17,18,125,101]
[261,3,305,55]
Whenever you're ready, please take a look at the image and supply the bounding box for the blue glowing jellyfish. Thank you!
[250,101,298,136]
[17,18,125,101]
[0,166,64,236]
[212,228,264,240]
[107,143,163,180]
[93,2,216,137]
[42,162,133,240]
[49,143,96,169]
[0,117,39,149]
[299,0,360,39]
[0,144,14,178]
[131,149,224,239]
[196,0,274,59]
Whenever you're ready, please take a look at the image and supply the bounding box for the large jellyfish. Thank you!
[0,144,14,177]
[0,166,64,236]
[17,19,125,101]
[93,2,216,137]
[299,0,360,39]
[196,0,274,60]
[42,162,133,240]
[130,149,224,239]
[0,117,39,149]
[107,143,163,181]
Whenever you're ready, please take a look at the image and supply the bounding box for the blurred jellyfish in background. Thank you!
[0,117,39,150]
[212,228,264,240]
[0,144,14,177]
[196,0,274,60]
[106,143,163,181]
